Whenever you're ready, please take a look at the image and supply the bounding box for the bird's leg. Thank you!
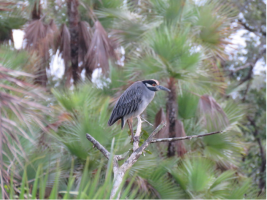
[132,115,142,151]
[127,118,134,142]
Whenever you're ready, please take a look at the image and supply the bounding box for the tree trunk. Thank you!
[248,117,266,194]
[166,77,178,157]
[67,0,80,85]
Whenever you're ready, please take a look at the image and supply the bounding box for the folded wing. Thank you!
[108,82,143,127]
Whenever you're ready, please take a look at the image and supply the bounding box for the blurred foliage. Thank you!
[0,1,28,42]
[4,158,144,199]
[0,0,265,199]
[224,0,266,195]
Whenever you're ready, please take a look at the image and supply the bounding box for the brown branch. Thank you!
[242,79,252,102]
[228,63,253,73]
[237,48,266,86]
[238,19,266,36]
[151,130,222,143]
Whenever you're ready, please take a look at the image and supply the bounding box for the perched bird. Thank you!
[108,79,170,141]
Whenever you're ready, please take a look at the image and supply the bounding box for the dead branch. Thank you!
[86,133,110,159]
[86,121,166,199]
[238,19,266,36]
[151,130,223,143]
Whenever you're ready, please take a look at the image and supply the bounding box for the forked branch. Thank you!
[86,123,225,199]
[86,121,166,199]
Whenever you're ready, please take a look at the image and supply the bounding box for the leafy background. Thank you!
[0,0,265,199]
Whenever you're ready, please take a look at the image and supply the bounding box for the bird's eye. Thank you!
[152,83,156,86]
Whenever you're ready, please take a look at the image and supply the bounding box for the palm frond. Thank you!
[197,94,229,131]
[31,1,41,20]
[171,156,247,199]
[78,21,93,77]
[193,0,237,58]
[85,21,118,76]
[174,120,187,157]
[56,24,71,76]
[0,61,51,191]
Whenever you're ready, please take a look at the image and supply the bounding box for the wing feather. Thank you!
[108,82,143,126]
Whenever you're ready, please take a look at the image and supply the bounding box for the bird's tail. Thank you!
[121,118,125,129]
[108,112,120,127]
[108,115,125,130]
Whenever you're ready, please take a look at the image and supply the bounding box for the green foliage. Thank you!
[149,27,201,78]
[149,0,187,24]
[52,83,112,160]
[7,158,142,199]
[223,0,266,194]
[178,91,199,119]
[171,156,251,199]
[0,0,264,199]
[0,1,27,42]
[0,46,30,70]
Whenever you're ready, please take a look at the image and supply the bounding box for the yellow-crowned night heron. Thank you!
[108,79,170,141]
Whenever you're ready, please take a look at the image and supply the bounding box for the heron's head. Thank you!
[142,79,170,92]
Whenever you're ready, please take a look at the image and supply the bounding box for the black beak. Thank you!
[157,85,171,92]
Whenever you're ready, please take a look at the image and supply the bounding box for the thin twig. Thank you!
[228,63,253,73]
[86,134,128,161]
[141,117,153,126]
[151,130,223,143]
[238,19,266,36]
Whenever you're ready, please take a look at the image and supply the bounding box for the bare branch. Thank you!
[115,151,129,161]
[110,122,166,199]
[85,134,130,161]
[151,130,223,143]
[86,122,166,200]
[228,63,253,73]
[121,122,166,171]
[238,19,266,36]
[86,133,110,159]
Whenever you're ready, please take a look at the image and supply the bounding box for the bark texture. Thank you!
[67,0,80,85]
[166,77,178,157]
[86,122,166,199]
